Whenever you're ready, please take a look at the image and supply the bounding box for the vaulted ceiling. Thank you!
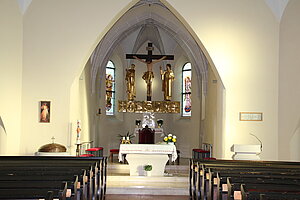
[17,0,290,22]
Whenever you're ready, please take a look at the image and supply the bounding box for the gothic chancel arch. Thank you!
[90,0,210,98]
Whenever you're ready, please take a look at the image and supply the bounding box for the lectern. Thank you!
[231,144,261,160]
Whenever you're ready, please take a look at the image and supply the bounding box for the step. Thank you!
[108,175,188,185]
[106,176,189,195]
[107,163,189,176]
[106,186,189,195]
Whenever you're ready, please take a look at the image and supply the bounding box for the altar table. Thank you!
[118,144,177,176]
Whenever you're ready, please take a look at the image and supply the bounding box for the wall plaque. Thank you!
[239,112,263,121]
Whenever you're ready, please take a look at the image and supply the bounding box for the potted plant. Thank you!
[144,164,152,176]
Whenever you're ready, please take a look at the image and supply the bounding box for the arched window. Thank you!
[105,60,115,115]
[182,63,192,117]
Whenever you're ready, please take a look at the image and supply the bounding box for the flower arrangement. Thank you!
[163,133,177,144]
[118,131,135,144]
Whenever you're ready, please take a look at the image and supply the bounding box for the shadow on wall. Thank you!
[0,116,7,154]
[290,117,300,161]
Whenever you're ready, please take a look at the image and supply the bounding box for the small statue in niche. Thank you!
[160,64,175,101]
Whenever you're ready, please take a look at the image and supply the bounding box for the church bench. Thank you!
[0,156,107,200]
[241,184,300,200]
[204,170,300,200]
[228,178,300,200]
[0,168,95,200]
[0,181,68,200]
[0,167,101,200]
[0,175,79,199]
[206,168,300,200]
[193,158,300,168]
[189,159,300,200]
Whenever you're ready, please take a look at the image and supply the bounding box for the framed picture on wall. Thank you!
[239,112,263,121]
[40,101,50,123]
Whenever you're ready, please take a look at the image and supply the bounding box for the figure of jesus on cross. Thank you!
[126,43,174,101]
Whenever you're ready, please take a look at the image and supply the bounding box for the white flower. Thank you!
[173,135,176,139]
[168,134,172,137]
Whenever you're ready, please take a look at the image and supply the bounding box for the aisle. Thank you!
[106,158,190,197]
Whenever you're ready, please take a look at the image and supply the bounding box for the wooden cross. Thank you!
[126,43,174,62]
[126,43,174,101]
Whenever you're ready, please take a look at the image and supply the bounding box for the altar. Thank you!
[118,144,177,176]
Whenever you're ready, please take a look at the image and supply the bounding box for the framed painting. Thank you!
[40,101,50,123]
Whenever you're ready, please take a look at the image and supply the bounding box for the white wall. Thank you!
[1,0,285,160]
[166,0,279,159]
[279,0,300,161]
[20,0,134,154]
[0,0,23,155]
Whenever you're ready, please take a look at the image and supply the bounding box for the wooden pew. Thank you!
[0,166,90,199]
[0,181,68,200]
[210,168,300,200]
[189,159,300,200]
[210,168,300,199]
[227,177,300,200]
[241,184,300,200]
[0,156,107,200]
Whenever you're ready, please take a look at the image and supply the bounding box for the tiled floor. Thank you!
[105,194,190,200]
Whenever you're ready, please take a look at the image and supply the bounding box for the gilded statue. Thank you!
[160,64,175,101]
[125,64,136,101]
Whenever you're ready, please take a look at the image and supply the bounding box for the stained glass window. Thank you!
[105,60,115,115]
[182,63,192,117]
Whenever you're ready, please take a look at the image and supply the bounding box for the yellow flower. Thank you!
[164,137,168,141]
[168,136,172,140]
[172,138,176,142]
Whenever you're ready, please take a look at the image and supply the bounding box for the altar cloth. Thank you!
[118,144,177,162]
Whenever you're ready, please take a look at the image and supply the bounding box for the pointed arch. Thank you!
[90,0,217,98]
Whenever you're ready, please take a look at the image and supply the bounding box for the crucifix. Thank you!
[126,43,174,101]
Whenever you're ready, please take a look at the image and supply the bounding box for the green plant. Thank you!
[144,164,152,171]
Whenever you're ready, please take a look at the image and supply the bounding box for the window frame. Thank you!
[181,62,192,117]
[105,60,116,116]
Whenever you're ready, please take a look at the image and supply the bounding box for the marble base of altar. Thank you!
[126,154,169,176]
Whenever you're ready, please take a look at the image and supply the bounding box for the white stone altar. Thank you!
[231,144,261,160]
[118,144,177,176]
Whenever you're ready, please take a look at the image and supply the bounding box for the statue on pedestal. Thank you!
[160,64,175,101]
[125,64,136,101]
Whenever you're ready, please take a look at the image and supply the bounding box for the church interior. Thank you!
[1,0,300,198]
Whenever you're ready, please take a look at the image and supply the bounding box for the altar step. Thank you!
[106,175,189,195]
[106,163,189,195]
